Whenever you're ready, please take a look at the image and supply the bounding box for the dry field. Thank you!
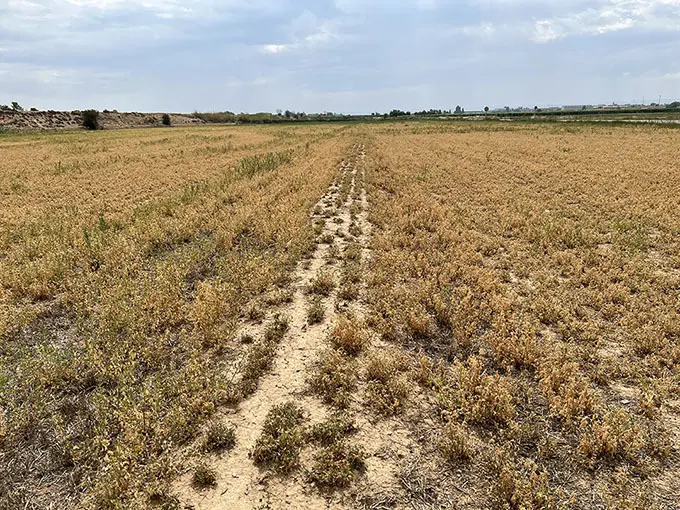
[0,123,353,507]
[364,122,680,508]
[1,121,678,509]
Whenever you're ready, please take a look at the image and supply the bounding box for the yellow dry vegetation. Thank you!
[2,120,679,509]
[0,123,352,508]
[365,122,680,507]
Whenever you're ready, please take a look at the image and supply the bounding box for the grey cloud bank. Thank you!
[1,0,679,112]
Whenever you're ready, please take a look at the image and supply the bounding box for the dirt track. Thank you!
[173,144,420,509]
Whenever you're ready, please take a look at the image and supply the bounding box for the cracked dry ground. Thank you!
[174,144,420,509]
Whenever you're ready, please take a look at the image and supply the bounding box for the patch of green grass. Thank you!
[236,150,294,178]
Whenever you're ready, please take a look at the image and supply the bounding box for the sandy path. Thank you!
[175,144,373,509]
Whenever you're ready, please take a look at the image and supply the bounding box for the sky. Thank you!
[0,0,679,113]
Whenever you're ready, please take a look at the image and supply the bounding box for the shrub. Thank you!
[308,349,357,408]
[203,421,236,452]
[307,270,335,296]
[348,223,362,237]
[343,243,362,261]
[337,283,360,301]
[162,113,171,126]
[329,316,369,356]
[577,409,648,466]
[306,441,366,488]
[246,303,266,323]
[406,309,433,339]
[439,422,473,463]
[326,243,340,263]
[307,296,325,325]
[251,402,307,472]
[82,109,100,130]
[233,315,290,398]
[538,358,597,424]
[364,350,410,415]
[263,288,294,306]
[441,357,515,427]
[307,416,357,445]
[489,451,555,510]
[319,232,335,244]
[263,314,290,343]
[413,355,447,389]
[193,463,217,487]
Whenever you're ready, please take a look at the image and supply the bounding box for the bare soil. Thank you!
[0,110,202,131]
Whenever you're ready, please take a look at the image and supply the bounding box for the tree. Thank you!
[82,110,100,130]
[11,101,23,111]
[668,101,680,109]
[0,105,10,111]
[484,106,489,113]
[162,113,171,126]
[455,105,462,114]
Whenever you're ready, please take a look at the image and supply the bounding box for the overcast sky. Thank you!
[1,0,679,113]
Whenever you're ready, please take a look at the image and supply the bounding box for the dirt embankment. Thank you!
[0,110,204,131]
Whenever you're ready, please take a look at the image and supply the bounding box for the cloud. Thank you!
[261,44,290,54]
[0,0,286,54]
[1,0,680,112]
[530,0,680,43]
[259,11,346,57]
